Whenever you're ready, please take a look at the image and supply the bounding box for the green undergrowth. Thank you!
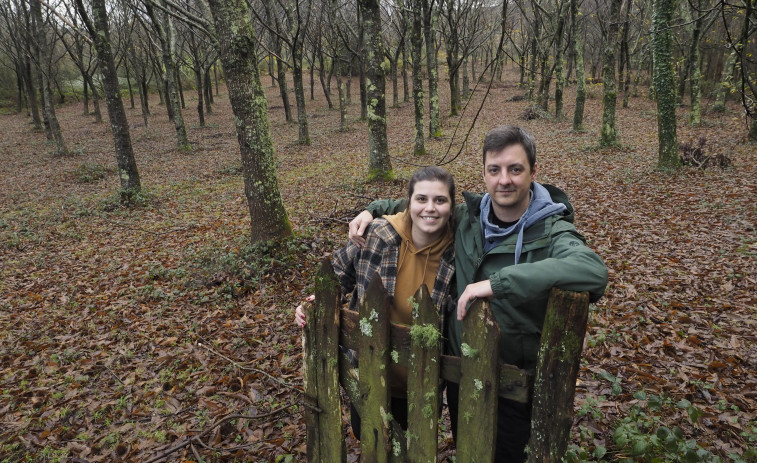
[183,231,333,304]
[567,388,757,463]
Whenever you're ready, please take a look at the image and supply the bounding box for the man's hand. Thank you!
[457,280,493,320]
[348,210,374,247]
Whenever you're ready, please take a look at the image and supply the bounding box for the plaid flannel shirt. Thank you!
[332,218,455,314]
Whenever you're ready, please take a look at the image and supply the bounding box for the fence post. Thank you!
[358,273,392,463]
[304,259,345,463]
[456,299,500,463]
[406,284,441,463]
[527,288,590,462]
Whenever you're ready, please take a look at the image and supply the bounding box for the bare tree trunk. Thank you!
[423,0,441,137]
[206,0,293,243]
[31,0,67,155]
[411,0,425,155]
[359,0,393,180]
[571,0,586,131]
[75,0,142,199]
[713,50,736,111]
[600,0,621,147]
[145,0,190,150]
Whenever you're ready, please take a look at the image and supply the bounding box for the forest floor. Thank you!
[1,67,756,463]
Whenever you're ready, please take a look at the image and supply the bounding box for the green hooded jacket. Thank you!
[365,183,608,374]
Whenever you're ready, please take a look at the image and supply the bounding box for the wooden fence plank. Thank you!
[456,299,500,463]
[358,273,392,463]
[304,259,345,463]
[340,309,530,403]
[406,285,441,463]
[527,288,590,463]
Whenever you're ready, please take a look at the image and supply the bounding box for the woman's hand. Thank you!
[294,294,315,328]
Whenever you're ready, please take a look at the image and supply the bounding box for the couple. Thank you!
[296,125,609,462]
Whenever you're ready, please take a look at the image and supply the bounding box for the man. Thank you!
[349,125,608,462]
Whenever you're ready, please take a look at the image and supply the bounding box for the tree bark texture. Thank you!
[411,0,426,155]
[652,0,680,169]
[75,0,142,198]
[145,0,190,150]
[422,0,441,137]
[359,0,393,180]
[600,0,622,147]
[571,0,586,131]
[31,0,67,155]
[206,0,293,243]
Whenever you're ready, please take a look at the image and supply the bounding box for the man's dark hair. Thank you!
[407,166,456,203]
[482,125,536,170]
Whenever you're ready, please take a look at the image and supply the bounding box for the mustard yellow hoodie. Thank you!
[383,211,454,396]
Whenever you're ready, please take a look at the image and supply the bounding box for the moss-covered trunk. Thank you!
[688,0,703,125]
[571,0,586,131]
[145,0,190,151]
[31,0,67,156]
[206,0,293,243]
[600,0,621,147]
[652,0,680,170]
[75,0,142,199]
[422,0,442,137]
[360,0,393,180]
[411,0,426,156]
[293,44,311,145]
[713,50,736,112]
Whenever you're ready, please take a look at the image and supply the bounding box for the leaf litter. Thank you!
[0,68,755,461]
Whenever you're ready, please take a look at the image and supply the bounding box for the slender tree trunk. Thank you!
[713,50,736,111]
[600,0,622,147]
[359,0,393,180]
[138,75,149,127]
[423,0,441,137]
[87,74,103,123]
[82,74,90,115]
[554,13,566,120]
[194,66,205,126]
[75,0,142,199]
[688,0,704,125]
[177,69,185,109]
[125,61,135,109]
[206,0,293,243]
[31,0,67,155]
[277,57,293,122]
[146,0,190,150]
[293,44,311,145]
[24,60,41,129]
[317,50,333,108]
[402,35,410,102]
[571,0,586,131]
[411,0,425,155]
[652,0,680,169]
[15,65,25,113]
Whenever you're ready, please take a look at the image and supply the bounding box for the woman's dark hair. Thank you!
[406,166,456,203]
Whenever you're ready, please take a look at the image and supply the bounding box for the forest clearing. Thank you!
[1,64,756,462]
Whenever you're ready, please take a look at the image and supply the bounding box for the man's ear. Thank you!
[531,162,538,179]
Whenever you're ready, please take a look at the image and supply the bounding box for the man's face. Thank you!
[483,144,537,222]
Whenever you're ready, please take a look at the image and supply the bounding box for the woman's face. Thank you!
[408,180,452,242]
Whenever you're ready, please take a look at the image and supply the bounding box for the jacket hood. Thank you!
[474,182,570,263]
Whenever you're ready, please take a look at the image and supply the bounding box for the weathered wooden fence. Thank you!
[304,260,590,463]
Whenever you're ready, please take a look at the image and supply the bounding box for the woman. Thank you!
[295,166,456,436]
